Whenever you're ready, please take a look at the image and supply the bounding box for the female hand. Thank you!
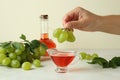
[63,7,101,32]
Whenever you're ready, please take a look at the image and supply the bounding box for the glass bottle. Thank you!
[39,14,56,56]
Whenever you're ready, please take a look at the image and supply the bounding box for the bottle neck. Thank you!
[40,18,49,39]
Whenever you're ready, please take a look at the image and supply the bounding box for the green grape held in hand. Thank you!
[58,30,68,43]
[67,31,75,42]
[53,28,62,38]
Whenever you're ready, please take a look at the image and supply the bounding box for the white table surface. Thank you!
[0,49,120,80]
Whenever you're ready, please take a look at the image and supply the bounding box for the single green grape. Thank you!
[39,46,46,56]
[16,56,22,62]
[33,59,41,67]
[0,47,6,54]
[9,53,17,59]
[20,52,27,62]
[85,54,92,60]
[80,52,87,60]
[19,43,25,52]
[22,62,32,70]
[2,57,11,66]
[91,53,99,59]
[67,31,75,42]
[11,60,20,68]
[5,45,15,53]
[26,52,33,63]
[0,53,6,58]
[33,48,40,59]
[58,30,68,43]
[0,54,7,64]
[53,28,62,38]
[34,48,40,54]
[15,49,22,55]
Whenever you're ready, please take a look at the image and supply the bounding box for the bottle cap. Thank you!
[40,15,48,19]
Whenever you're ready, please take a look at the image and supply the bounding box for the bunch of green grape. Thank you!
[79,52,99,60]
[0,34,47,70]
[53,28,75,43]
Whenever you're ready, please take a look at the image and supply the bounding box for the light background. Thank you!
[0,0,120,50]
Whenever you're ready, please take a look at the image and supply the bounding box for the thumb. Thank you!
[64,21,81,29]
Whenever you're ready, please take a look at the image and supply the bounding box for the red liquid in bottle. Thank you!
[40,33,56,56]
[51,53,75,67]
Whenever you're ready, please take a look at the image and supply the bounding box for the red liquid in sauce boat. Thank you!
[47,49,76,73]
[51,52,75,67]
